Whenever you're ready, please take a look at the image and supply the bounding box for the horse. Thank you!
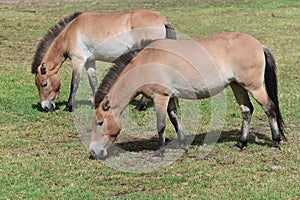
[31,10,176,112]
[88,32,286,160]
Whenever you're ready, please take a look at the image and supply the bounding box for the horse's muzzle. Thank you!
[41,100,56,112]
[89,142,108,160]
[89,149,107,160]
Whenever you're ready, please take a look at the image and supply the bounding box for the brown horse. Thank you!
[31,10,176,112]
[89,32,286,160]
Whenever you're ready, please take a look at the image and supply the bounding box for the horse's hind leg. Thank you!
[249,87,281,148]
[167,97,186,151]
[230,82,254,150]
[135,96,147,111]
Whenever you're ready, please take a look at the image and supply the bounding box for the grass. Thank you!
[0,0,299,199]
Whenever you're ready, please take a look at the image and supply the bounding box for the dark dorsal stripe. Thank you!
[31,12,82,74]
[94,40,153,108]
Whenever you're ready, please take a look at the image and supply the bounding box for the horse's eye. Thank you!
[96,121,104,126]
[41,81,48,88]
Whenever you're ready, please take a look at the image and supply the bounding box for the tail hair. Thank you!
[263,46,287,141]
[165,22,176,39]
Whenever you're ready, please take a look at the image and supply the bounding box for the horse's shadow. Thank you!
[31,101,69,112]
[31,98,145,112]
[113,129,272,153]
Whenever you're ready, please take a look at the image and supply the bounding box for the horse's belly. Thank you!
[82,28,166,62]
[86,34,135,62]
[173,80,227,100]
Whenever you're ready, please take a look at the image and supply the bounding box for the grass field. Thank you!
[0,0,299,199]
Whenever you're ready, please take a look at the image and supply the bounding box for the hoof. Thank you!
[232,145,243,152]
[153,149,165,157]
[271,141,281,150]
[149,156,163,162]
[269,146,281,151]
[134,105,147,112]
[232,146,242,152]
[89,96,95,104]
[233,141,247,152]
[63,106,73,112]
[179,146,188,154]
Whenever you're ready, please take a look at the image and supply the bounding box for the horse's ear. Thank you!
[102,96,110,111]
[41,63,47,75]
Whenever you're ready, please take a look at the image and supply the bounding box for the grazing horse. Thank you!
[31,10,176,112]
[89,32,286,160]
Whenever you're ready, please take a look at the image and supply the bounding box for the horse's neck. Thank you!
[43,35,66,74]
[110,81,137,116]
[111,92,132,117]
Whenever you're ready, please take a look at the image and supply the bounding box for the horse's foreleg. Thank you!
[156,105,166,148]
[85,61,97,107]
[230,83,254,150]
[64,61,84,112]
[153,95,169,156]
[167,97,186,151]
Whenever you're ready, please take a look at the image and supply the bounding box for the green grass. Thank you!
[0,0,299,199]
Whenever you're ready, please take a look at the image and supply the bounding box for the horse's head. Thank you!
[89,96,121,160]
[35,63,60,112]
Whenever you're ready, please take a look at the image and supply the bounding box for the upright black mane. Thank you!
[31,12,82,74]
[94,51,140,108]
[94,40,153,108]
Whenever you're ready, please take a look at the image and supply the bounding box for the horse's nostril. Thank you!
[43,104,54,112]
[99,150,106,158]
[89,149,107,160]
[90,150,96,156]
[89,150,97,160]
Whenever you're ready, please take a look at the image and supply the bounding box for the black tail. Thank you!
[263,47,287,141]
[165,22,176,39]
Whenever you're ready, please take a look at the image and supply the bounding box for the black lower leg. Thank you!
[265,102,281,149]
[153,114,166,157]
[64,71,81,112]
[168,109,186,150]
[271,139,280,149]
[235,108,252,150]
[234,140,247,150]
[135,96,147,111]
[64,93,74,112]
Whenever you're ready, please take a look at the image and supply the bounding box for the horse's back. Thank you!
[197,32,264,66]
[62,10,169,62]
[131,39,231,98]
[129,10,167,28]
[132,33,265,98]
[66,10,166,36]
